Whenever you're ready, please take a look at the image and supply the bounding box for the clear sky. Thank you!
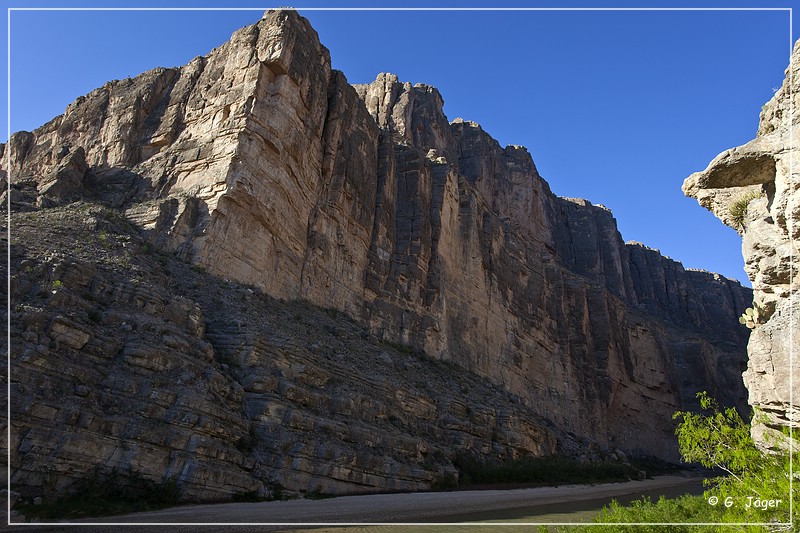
[2,1,797,286]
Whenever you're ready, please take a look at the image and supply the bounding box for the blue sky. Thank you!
[2,1,797,286]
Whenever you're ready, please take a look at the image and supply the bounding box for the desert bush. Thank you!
[383,340,415,354]
[453,453,640,487]
[729,191,762,230]
[18,468,181,519]
[566,393,798,531]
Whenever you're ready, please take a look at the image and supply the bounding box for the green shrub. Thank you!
[431,473,459,490]
[453,454,640,487]
[232,490,262,502]
[729,191,762,230]
[17,468,181,519]
[563,393,798,531]
[591,495,721,532]
[304,489,336,500]
[383,340,415,354]
[673,394,795,527]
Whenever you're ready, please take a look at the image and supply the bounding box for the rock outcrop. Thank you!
[683,41,800,451]
[3,10,752,500]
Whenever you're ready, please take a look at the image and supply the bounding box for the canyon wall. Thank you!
[683,41,799,451]
[2,10,752,499]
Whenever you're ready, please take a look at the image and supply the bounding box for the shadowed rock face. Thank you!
[2,10,751,500]
[4,212,561,501]
[683,41,800,452]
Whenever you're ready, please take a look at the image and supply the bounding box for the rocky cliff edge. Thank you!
[683,40,799,451]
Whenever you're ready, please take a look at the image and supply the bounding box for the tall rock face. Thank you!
[683,41,800,451]
[350,75,751,458]
[4,10,751,499]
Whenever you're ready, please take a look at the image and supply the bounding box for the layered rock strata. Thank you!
[3,10,752,499]
[683,41,800,450]
[4,205,559,500]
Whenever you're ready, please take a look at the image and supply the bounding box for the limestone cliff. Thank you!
[3,10,751,501]
[683,41,800,451]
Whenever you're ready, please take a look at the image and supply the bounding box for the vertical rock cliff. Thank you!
[683,41,800,451]
[350,74,750,458]
[3,10,752,499]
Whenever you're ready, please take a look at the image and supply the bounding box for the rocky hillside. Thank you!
[4,203,569,501]
[2,10,751,501]
[683,40,800,451]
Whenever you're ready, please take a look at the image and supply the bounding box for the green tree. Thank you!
[673,393,765,488]
[572,393,798,532]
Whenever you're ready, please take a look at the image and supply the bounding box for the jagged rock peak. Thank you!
[353,72,539,180]
[255,9,331,64]
[450,117,481,127]
[353,72,450,159]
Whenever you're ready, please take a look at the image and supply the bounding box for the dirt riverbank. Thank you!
[7,475,706,532]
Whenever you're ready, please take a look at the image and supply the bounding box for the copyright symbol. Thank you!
[708,496,719,506]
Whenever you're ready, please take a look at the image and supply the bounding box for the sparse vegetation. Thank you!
[17,468,181,519]
[304,488,336,500]
[453,453,641,487]
[230,482,295,503]
[232,490,262,502]
[729,190,763,230]
[383,340,415,354]
[268,482,286,501]
[431,473,459,490]
[739,303,765,329]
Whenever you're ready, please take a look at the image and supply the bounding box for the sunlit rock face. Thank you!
[683,40,800,451]
[2,10,751,500]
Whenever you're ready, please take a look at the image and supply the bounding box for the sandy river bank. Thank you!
[7,475,705,532]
